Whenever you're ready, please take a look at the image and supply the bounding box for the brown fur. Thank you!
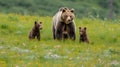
[53,7,76,40]
[62,25,69,39]
[29,21,42,41]
[79,27,89,43]
[61,8,75,24]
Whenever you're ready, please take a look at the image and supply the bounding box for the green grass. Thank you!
[0,13,120,67]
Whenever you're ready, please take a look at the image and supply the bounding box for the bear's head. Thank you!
[34,21,42,29]
[61,8,75,24]
[79,27,86,35]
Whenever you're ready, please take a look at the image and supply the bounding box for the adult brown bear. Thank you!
[52,7,76,40]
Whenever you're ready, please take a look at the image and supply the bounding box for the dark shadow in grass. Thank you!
[1,24,8,29]
[109,37,118,44]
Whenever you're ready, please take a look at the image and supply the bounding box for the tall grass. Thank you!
[0,13,120,67]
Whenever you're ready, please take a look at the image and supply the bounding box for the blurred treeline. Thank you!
[0,0,120,19]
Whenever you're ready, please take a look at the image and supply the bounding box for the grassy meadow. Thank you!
[0,13,120,67]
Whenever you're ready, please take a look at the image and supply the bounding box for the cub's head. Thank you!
[79,27,87,35]
[34,21,42,29]
[61,8,75,24]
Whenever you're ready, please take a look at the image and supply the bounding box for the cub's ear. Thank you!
[70,8,74,13]
[35,21,37,24]
[84,27,87,30]
[39,22,42,24]
[79,27,81,29]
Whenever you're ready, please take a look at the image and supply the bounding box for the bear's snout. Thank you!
[66,16,71,21]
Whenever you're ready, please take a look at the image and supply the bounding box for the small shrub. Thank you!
[1,24,8,29]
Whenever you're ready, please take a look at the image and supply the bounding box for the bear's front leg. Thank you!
[55,30,62,40]
[73,32,76,40]
[37,33,40,41]
[69,31,76,40]
[68,23,76,40]
[55,22,64,40]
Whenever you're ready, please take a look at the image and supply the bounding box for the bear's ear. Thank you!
[70,9,74,13]
[35,21,37,24]
[62,9,66,13]
[64,7,68,10]
[59,7,63,11]
[79,27,81,29]
[39,22,42,24]
[84,27,87,30]
[59,7,68,11]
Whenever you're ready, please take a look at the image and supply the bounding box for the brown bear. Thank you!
[29,21,42,41]
[62,25,69,39]
[52,7,76,40]
[79,27,89,43]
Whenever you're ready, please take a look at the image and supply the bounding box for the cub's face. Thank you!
[61,9,75,24]
[35,21,42,29]
[79,27,86,35]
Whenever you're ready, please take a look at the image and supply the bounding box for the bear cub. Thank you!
[29,21,42,41]
[79,27,89,43]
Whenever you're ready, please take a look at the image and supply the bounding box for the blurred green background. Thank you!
[0,0,120,19]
